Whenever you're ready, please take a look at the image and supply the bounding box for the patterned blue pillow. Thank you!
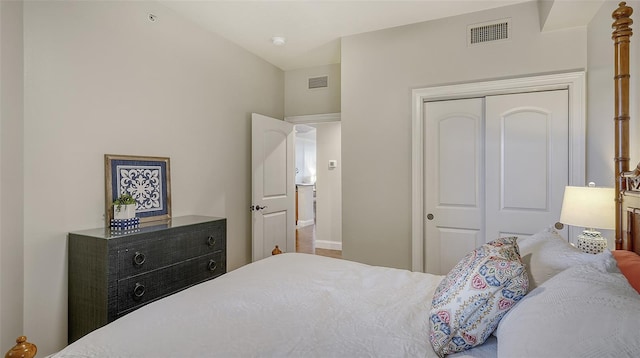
[429,237,528,357]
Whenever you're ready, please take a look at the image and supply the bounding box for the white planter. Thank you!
[114,204,136,220]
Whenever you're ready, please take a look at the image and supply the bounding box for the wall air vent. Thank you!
[308,76,328,89]
[468,18,511,46]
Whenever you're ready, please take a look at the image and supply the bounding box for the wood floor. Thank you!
[296,224,342,259]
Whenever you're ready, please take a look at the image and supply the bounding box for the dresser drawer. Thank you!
[116,252,224,315]
[117,222,225,278]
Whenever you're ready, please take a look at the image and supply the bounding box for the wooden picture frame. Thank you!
[105,154,171,225]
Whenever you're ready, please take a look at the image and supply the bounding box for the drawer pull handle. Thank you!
[133,283,146,300]
[207,236,217,247]
[208,259,217,272]
[133,252,146,266]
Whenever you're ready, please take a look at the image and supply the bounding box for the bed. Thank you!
[37,2,640,358]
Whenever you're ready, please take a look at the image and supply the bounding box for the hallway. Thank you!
[296,225,342,259]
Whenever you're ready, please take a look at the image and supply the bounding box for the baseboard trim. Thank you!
[316,240,342,251]
[297,219,315,228]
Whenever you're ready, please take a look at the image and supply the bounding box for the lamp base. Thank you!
[576,229,607,254]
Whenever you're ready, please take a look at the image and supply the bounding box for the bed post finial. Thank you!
[613,2,633,40]
[613,2,633,250]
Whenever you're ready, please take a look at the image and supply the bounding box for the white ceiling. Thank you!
[160,0,606,71]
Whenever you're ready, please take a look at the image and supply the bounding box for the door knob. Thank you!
[427,213,434,220]
[554,222,564,229]
[250,205,268,212]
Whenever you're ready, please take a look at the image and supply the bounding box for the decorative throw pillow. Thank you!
[428,237,528,357]
[612,250,640,294]
[496,263,640,357]
[517,227,618,291]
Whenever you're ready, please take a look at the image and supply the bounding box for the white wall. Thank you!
[314,122,342,249]
[285,64,340,117]
[341,1,587,269]
[22,1,283,355]
[0,0,25,351]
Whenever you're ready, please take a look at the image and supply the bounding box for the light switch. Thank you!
[328,160,337,169]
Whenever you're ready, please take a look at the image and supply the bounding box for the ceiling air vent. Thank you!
[468,18,511,46]
[308,76,328,89]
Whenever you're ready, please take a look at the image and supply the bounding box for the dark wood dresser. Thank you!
[68,215,226,343]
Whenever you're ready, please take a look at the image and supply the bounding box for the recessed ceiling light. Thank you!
[271,36,286,46]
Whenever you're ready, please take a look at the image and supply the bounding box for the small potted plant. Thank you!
[113,193,137,220]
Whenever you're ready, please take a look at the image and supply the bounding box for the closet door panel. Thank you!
[485,90,569,239]
[424,98,484,274]
[502,109,549,210]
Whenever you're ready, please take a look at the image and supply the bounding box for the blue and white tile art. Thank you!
[117,165,164,213]
[109,157,169,220]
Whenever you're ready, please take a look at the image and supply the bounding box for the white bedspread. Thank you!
[51,253,491,357]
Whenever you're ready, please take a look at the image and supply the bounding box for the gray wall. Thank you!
[341,1,587,269]
[314,122,342,248]
[285,64,341,116]
[21,1,283,354]
[0,0,25,350]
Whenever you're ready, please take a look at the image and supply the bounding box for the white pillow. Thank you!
[496,263,640,358]
[518,227,618,290]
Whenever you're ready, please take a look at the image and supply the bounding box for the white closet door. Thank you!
[424,90,570,275]
[485,90,569,240]
[424,98,484,275]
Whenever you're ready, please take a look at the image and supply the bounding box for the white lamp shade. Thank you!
[559,186,615,230]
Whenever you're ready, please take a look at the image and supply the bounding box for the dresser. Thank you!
[68,215,226,343]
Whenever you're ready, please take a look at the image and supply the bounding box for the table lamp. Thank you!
[559,183,615,254]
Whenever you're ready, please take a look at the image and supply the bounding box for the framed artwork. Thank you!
[105,154,171,224]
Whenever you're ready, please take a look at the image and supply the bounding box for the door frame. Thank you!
[285,112,341,124]
[411,71,586,272]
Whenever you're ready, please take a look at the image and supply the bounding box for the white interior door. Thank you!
[424,98,484,274]
[485,90,569,240]
[251,113,295,261]
[424,90,569,275]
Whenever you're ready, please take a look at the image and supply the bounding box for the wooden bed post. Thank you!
[613,2,633,250]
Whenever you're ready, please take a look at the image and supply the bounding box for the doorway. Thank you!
[287,113,342,259]
[294,124,317,230]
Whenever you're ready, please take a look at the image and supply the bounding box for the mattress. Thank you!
[51,253,497,357]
